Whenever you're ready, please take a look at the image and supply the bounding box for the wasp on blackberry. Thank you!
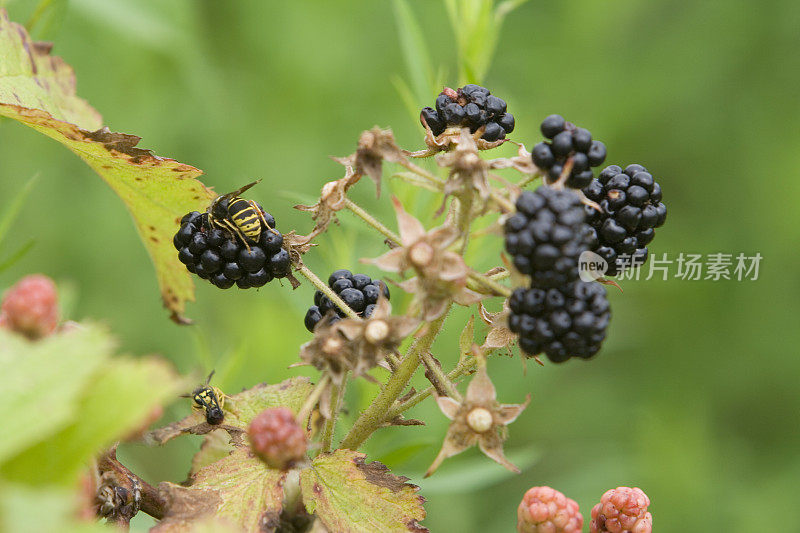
[184,371,226,425]
[207,180,275,249]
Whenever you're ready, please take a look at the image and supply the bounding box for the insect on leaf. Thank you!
[0,10,214,322]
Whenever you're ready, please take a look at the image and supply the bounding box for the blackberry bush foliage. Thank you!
[0,11,667,529]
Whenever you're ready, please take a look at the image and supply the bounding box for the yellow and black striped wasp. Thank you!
[184,371,226,425]
[207,180,275,248]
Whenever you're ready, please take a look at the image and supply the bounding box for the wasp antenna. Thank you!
[205,370,216,385]
[227,180,261,197]
[179,392,192,398]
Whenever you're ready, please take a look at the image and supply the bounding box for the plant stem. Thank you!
[321,379,344,452]
[340,309,450,450]
[295,264,360,320]
[398,158,443,186]
[387,357,477,419]
[467,270,512,297]
[297,374,330,425]
[344,198,401,244]
[420,350,462,401]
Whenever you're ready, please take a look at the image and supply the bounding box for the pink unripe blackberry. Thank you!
[248,407,307,469]
[517,486,583,533]
[0,274,59,339]
[590,486,652,533]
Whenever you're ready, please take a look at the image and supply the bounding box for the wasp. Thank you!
[184,371,226,425]
[207,180,274,248]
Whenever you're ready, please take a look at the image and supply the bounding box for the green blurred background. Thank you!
[2,0,799,531]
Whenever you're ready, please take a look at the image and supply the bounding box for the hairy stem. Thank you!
[295,263,360,320]
[321,378,345,452]
[297,374,330,425]
[344,198,401,244]
[340,310,449,450]
[420,350,462,400]
[387,357,477,419]
[467,270,512,297]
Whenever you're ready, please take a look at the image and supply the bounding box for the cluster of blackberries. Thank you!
[504,186,611,362]
[508,282,610,362]
[173,211,290,289]
[583,164,667,276]
[304,269,390,332]
[504,187,592,288]
[531,115,607,189]
[420,85,515,142]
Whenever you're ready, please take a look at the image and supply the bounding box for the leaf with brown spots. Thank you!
[0,10,214,322]
[300,449,428,533]
[155,449,286,533]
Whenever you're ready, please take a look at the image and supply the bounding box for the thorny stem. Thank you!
[344,198,402,244]
[295,263,360,320]
[421,350,462,401]
[297,373,331,425]
[321,379,345,452]
[467,269,512,297]
[387,357,477,419]
[340,308,450,450]
[96,448,167,521]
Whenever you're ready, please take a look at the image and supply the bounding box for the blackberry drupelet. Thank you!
[420,84,515,142]
[508,282,610,363]
[531,114,607,189]
[173,207,289,289]
[582,164,667,276]
[504,187,592,288]
[304,269,391,332]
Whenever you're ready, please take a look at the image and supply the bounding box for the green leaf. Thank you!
[155,449,286,533]
[0,326,113,464]
[0,10,214,321]
[392,0,435,106]
[458,315,475,358]
[149,377,314,445]
[1,353,183,485]
[300,449,428,533]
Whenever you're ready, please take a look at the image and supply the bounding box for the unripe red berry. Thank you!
[517,486,583,533]
[248,407,307,469]
[590,486,652,533]
[0,274,59,339]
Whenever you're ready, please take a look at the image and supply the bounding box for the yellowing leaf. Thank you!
[300,449,427,533]
[0,10,214,321]
[149,377,313,446]
[155,449,286,533]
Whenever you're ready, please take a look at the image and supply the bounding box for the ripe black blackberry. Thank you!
[504,187,592,288]
[531,114,607,189]
[508,281,610,362]
[173,209,290,289]
[304,269,391,332]
[582,164,667,276]
[420,84,515,142]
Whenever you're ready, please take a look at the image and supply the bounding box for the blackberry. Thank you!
[531,114,607,189]
[304,269,390,332]
[419,84,515,142]
[508,281,610,362]
[173,208,289,290]
[504,187,592,288]
[248,407,307,470]
[582,164,667,276]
